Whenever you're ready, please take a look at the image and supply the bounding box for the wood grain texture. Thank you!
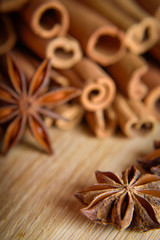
[0,124,160,240]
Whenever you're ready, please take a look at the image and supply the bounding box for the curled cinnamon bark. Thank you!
[142,61,160,121]
[54,103,84,130]
[60,58,116,111]
[107,53,148,100]
[150,40,160,62]
[113,94,156,137]
[21,0,69,39]
[134,0,160,20]
[81,0,159,54]
[0,15,17,55]
[0,0,29,12]
[86,107,117,138]
[17,20,82,69]
[60,0,125,66]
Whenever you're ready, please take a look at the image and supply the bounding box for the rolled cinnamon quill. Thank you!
[21,0,69,39]
[86,107,117,138]
[113,94,156,137]
[60,0,125,66]
[0,15,17,55]
[150,40,160,62]
[17,20,82,69]
[107,53,148,101]
[134,0,160,20]
[0,0,29,12]
[60,58,116,111]
[54,103,84,130]
[141,61,160,121]
[81,0,159,54]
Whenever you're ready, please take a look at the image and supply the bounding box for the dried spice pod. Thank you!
[60,0,126,66]
[113,94,156,137]
[16,20,82,69]
[0,14,17,55]
[0,0,29,12]
[141,60,160,121]
[134,0,160,20]
[60,58,116,111]
[81,0,159,54]
[21,0,69,39]
[85,107,117,138]
[75,165,160,231]
[11,48,70,86]
[54,103,84,130]
[107,53,148,100]
[0,55,81,154]
[138,141,160,176]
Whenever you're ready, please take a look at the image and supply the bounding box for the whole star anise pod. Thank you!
[0,54,80,154]
[75,166,160,231]
[138,141,160,176]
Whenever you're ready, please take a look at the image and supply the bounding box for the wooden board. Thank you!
[0,124,160,240]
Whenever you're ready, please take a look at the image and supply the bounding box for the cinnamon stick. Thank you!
[80,0,159,54]
[60,0,126,66]
[0,0,29,12]
[141,60,160,121]
[107,53,148,100]
[16,20,82,69]
[21,0,69,39]
[150,40,160,62]
[54,103,84,130]
[113,94,156,137]
[0,14,17,55]
[60,58,116,111]
[134,0,160,20]
[86,107,117,138]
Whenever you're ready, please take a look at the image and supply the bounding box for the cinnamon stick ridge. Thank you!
[60,58,116,111]
[134,0,160,20]
[81,0,159,54]
[0,15,17,55]
[142,61,160,121]
[113,94,156,137]
[0,0,29,12]
[21,0,69,39]
[107,53,148,101]
[17,20,82,69]
[61,0,125,66]
[86,107,117,138]
[54,103,84,130]
[150,40,160,62]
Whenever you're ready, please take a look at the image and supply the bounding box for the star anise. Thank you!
[138,141,160,176]
[75,166,160,231]
[0,54,80,154]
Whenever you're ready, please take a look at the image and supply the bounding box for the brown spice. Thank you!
[60,0,126,66]
[138,141,160,176]
[0,14,17,55]
[107,52,148,101]
[75,165,160,231]
[85,107,117,138]
[0,54,81,154]
[21,0,69,39]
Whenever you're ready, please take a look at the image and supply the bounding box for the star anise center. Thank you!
[18,96,35,115]
[124,184,131,191]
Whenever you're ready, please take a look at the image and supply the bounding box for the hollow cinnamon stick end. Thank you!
[46,36,82,69]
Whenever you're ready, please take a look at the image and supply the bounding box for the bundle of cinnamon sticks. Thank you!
[0,0,160,151]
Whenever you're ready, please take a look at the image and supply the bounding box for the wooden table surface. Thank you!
[0,124,160,240]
